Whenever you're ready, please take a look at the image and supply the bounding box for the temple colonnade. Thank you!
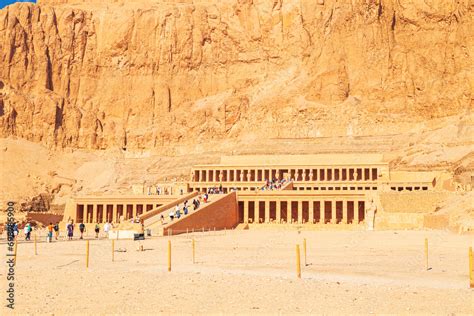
[192,166,380,183]
[237,193,366,225]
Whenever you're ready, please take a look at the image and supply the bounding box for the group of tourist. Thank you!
[64,221,114,240]
[207,185,224,194]
[4,221,62,242]
[162,195,209,223]
[261,178,287,191]
[167,200,191,222]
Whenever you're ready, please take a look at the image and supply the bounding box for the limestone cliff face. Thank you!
[0,0,472,150]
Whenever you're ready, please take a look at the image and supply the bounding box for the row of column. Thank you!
[194,168,377,182]
[78,203,157,224]
[241,200,364,224]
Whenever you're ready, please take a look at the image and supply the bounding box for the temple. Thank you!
[63,154,447,234]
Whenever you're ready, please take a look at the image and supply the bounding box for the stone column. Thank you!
[112,204,117,223]
[234,169,238,182]
[302,170,306,181]
[102,204,107,222]
[331,200,336,224]
[92,204,98,223]
[244,200,249,224]
[276,201,281,223]
[246,170,251,182]
[309,171,313,181]
[255,201,260,223]
[354,200,360,224]
[287,201,292,223]
[342,200,348,224]
[265,200,270,223]
[309,200,314,224]
[297,200,303,224]
[132,204,137,219]
[321,200,326,224]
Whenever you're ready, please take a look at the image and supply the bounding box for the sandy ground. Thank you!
[0,230,473,315]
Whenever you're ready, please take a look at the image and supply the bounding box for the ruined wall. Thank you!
[0,0,472,151]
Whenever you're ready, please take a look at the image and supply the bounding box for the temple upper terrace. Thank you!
[190,154,389,191]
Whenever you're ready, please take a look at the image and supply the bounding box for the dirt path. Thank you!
[1,230,472,314]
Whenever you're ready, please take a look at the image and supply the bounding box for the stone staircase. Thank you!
[160,192,239,236]
[138,191,199,235]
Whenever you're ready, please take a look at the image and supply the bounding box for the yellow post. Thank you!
[296,244,301,278]
[425,238,428,271]
[14,239,18,265]
[303,238,307,266]
[34,234,37,255]
[192,238,195,264]
[86,240,90,268]
[469,247,473,288]
[168,240,171,272]
[112,239,115,262]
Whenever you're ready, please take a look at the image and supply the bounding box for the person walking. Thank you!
[13,222,19,240]
[103,222,111,238]
[66,221,74,240]
[24,223,31,241]
[94,223,100,238]
[53,222,60,240]
[47,222,54,242]
[79,222,86,239]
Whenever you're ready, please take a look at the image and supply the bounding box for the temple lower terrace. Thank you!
[63,154,453,234]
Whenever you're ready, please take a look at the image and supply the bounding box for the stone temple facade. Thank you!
[63,154,450,234]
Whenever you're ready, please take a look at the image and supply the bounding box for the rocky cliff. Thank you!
[1,0,472,152]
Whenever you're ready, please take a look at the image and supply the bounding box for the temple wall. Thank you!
[379,192,451,213]
[376,192,453,230]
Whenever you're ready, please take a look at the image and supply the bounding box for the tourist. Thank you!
[13,222,19,239]
[169,210,174,221]
[94,223,100,238]
[47,222,54,242]
[160,214,165,224]
[24,223,31,241]
[53,222,60,240]
[103,222,111,237]
[79,222,86,239]
[176,208,181,219]
[66,221,74,240]
[184,205,188,215]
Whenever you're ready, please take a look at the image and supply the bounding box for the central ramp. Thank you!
[163,192,238,236]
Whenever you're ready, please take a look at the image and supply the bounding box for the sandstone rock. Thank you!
[0,0,471,150]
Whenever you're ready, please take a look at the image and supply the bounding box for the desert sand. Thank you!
[1,230,472,314]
